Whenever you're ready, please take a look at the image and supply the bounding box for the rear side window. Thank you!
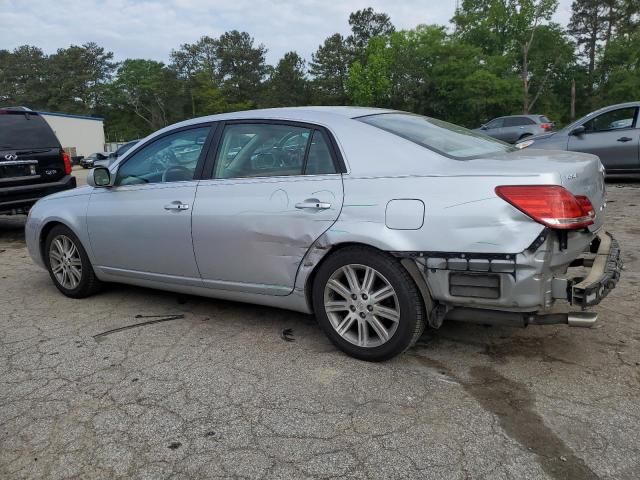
[215,124,312,179]
[0,112,59,149]
[305,131,337,174]
[485,118,503,129]
[504,117,535,127]
[358,113,513,160]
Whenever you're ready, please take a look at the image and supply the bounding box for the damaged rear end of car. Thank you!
[345,112,622,331]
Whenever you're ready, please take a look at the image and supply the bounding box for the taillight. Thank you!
[495,185,595,230]
[62,151,72,175]
[541,123,552,131]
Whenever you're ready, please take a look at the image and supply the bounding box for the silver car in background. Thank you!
[475,114,554,143]
[516,101,640,173]
[25,107,621,361]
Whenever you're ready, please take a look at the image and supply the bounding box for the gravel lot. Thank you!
[1,173,639,480]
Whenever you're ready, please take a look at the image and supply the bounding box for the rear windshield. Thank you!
[0,112,59,149]
[539,116,551,123]
[357,113,513,159]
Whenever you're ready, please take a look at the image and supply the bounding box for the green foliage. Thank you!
[264,51,309,107]
[309,33,352,105]
[1,4,638,140]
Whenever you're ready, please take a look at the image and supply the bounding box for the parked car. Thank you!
[80,152,109,169]
[94,140,140,169]
[516,101,640,173]
[475,114,554,143]
[25,107,620,361]
[0,107,76,215]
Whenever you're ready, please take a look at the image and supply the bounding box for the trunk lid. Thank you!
[462,149,607,231]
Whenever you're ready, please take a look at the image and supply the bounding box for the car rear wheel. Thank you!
[313,246,425,361]
[45,225,102,298]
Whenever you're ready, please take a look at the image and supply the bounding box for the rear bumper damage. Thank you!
[397,231,622,329]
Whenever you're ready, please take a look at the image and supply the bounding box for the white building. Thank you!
[39,111,105,158]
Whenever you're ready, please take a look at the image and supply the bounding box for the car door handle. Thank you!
[164,202,190,211]
[295,199,331,210]
[617,136,633,142]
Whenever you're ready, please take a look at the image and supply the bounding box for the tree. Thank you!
[453,0,559,113]
[265,51,308,106]
[347,7,395,58]
[309,34,352,104]
[109,59,182,131]
[347,25,521,126]
[0,45,48,108]
[215,30,267,107]
[568,0,616,78]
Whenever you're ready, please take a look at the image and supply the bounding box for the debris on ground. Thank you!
[281,328,295,342]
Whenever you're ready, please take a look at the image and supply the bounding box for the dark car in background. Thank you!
[475,114,554,143]
[94,139,140,169]
[80,152,108,169]
[516,101,639,173]
[0,108,76,215]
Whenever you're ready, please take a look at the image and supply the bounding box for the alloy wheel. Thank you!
[323,264,400,348]
[49,235,82,290]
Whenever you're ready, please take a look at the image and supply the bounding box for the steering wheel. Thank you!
[162,165,192,183]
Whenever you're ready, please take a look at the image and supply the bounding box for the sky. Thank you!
[1,0,574,65]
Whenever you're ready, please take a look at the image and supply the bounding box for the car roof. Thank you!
[164,106,394,130]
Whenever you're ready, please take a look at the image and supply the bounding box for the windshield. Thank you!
[357,113,514,159]
[0,112,59,149]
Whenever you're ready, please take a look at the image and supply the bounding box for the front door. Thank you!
[192,122,344,295]
[568,106,639,171]
[87,125,213,283]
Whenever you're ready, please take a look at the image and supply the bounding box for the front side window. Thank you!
[359,113,513,160]
[115,127,210,186]
[215,124,312,179]
[583,107,637,133]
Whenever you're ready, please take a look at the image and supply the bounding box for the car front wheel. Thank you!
[45,225,102,298]
[313,246,425,361]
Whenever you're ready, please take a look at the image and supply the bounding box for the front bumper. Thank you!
[569,232,622,309]
[0,175,76,214]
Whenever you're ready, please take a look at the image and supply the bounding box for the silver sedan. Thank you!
[517,101,640,173]
[25,107,621,361]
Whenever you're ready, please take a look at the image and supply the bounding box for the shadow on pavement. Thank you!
[0,215,26,245]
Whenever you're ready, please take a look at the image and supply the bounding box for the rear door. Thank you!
[483,118,505,140]
[192,121,344,295]
[0,111,64,187]
[568,106,639,171]
[501,117,536,143]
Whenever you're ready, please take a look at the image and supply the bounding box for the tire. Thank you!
[44,225,102,298]
[312,246,425,361]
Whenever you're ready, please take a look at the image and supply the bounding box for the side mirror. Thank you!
[87,167,112,187]
[569,125,586,136]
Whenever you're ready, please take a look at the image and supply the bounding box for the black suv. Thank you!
[0,108,76,215]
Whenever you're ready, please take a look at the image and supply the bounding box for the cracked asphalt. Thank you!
[1,175,639,479]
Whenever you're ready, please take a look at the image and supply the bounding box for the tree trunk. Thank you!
[570,78,576,121]
[522,43,529,114]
